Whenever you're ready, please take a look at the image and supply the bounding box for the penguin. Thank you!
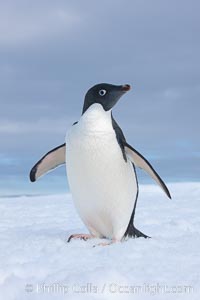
[30,83,171,245]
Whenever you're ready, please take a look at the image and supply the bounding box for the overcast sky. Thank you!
[0,0,199,195]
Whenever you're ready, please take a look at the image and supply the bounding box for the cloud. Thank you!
[0,118,74,134]
[0,2,82,46]
[0,0,199,188]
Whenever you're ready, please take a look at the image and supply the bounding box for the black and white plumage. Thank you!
[30,83,171,243]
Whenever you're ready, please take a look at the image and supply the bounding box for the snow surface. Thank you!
[0,182,200,300]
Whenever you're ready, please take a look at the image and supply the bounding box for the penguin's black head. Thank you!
[82,83,131,114]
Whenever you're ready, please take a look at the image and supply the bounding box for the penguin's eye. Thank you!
[99,89,107,96]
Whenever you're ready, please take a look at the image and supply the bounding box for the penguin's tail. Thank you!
[123,223,150,239]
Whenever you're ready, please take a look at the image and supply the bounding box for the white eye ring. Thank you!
[99,89,107,96]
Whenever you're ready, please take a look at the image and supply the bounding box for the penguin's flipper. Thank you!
[30,143,66,182]
[124,142,171,199]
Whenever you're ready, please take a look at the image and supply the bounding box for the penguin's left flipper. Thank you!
[124,142,171,199]
[29,143,66,182]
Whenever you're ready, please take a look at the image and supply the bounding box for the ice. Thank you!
[0,182,200,299]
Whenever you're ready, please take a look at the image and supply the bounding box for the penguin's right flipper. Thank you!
[124,143,171,199]
[29,143,66,182]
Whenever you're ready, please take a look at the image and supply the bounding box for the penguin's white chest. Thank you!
[65,104,137,240]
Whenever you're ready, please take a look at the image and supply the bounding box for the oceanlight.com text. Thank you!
[25,282,194,295]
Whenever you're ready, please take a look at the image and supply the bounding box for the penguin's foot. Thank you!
[67,233,94,243]
[93,239,119,247]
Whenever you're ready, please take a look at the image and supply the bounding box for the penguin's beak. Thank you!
[121,84,131,92]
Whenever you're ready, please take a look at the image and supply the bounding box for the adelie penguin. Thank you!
[30,83,171,245]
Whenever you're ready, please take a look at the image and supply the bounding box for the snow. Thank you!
[0,182,200,300]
